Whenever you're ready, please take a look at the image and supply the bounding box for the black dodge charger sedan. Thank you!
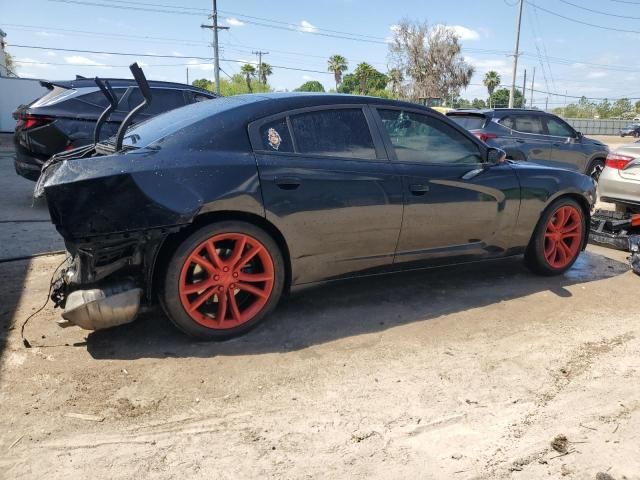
[38,93,596,340]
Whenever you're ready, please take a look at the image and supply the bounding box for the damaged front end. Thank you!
[590,209,640,276]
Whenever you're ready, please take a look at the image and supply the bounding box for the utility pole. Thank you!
[201,0,229,95]
[530,66,536,108]
[509,0,524,108]
[545,97,549,111]
[252,50,269,83]
[186,67,189,85]
[521,69,527,108]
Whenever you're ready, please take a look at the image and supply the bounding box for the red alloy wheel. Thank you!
[178,233,275,330]
[543,205,583,269]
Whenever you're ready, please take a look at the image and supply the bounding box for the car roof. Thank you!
[40,77,215,96]
[208,92,436,112]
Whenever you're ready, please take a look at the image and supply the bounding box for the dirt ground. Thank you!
[1,134,639,479]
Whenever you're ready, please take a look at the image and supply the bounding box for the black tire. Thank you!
[524,198,586,276]
[159,221,285,340]
[587,158,605,182]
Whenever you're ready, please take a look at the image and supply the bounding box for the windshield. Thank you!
[117,95,262,149]
[448,114,487,130]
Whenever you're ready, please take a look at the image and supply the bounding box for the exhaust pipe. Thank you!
[62,280,142,330]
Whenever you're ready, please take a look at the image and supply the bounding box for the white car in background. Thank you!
[599,143,640,213]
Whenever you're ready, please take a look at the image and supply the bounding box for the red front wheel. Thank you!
[525,198,586,276]
[161,221,285,340]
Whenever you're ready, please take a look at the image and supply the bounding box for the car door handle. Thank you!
[515,139,525,143]
[409,184,430,195]
[275,177,301,190]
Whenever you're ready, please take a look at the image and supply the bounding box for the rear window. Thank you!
[78,88,127,109]
[128,88,186,115]
[448,114,486,130]
[30,85,71,108]
[290,108,376,160]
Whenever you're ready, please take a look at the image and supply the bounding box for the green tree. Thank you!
[611,98,633,118]
[339,65,389,95]
[240,64,256,92]
[295,80,325,92]
[491,88,524,108]
[353,62,376,94]
[327,54,348,90]
[596,99,611,119]
[258,62,272,85]
[635,100,640,113]
[192,78,213,90]
[471,98,487,109]
[483,71,501,108]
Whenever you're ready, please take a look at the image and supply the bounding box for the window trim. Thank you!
[248,104,388,162]
[373,106,487,166]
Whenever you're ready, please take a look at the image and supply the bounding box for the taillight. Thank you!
[605,153,634,170]
[16,114,52,131]
[473,132,497,143]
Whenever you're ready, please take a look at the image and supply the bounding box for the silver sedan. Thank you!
[598,142,640,213]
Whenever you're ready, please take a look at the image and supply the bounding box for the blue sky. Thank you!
[3,0,640,107]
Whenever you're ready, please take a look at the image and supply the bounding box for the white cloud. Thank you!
[298,20,317,33]
[437,24,480,41]
[226,17,244,27]
[45,51,57,57]
[64,55,104,66]
[302,75,316,81]
[171,51,184,57]
[14,58,51,69]
[187,59,214,71]
[35,31,63,38]
[465,56,510,77]
[587,71,607,79]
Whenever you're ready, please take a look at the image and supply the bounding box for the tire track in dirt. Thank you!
[483,332,636,478]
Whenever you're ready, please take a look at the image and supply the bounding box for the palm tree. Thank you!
[354,62,374,95]
[483,71,501,109]
[327,54,348,90]
[240,64,256,92]
[259,62,272,85]
[388,68,403,97]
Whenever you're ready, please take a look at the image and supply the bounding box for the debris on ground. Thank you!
[63,412,105,422]
[595,473,616,480]
[551,434,569,453]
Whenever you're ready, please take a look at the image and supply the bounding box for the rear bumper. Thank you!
[13,140,48,181]
[598,168,640,209]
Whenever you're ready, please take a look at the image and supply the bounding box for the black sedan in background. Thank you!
[38,93,596,340]
[14,77,215,180]
[619,123,640,138]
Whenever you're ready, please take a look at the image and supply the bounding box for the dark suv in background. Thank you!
[14,77,215,180]
[447,109,608,179]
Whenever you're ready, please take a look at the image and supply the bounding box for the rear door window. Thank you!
[78,88,127,109]
[289,108,376,160]
[259,118,294,153]
[501,115,545,134]
[448,114,487,130]
[128,88,186,115]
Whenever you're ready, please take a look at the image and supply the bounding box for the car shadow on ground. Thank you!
[85,250,630,361]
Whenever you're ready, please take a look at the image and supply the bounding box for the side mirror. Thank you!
[575,131,583,139]
[487,147,507,165]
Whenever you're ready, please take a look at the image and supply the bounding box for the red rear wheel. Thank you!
[543,205,583,269]
[179,233,275,330]
[525,198,585,276]
[161,222,284,339]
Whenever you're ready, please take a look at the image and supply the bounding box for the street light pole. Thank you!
[509,0,524,108]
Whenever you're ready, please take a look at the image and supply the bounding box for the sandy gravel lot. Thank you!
[1,244,638,479]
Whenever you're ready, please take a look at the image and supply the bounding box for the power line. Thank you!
[559,0,640,19]
[526,0,640,34]
[10,44,334,75]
